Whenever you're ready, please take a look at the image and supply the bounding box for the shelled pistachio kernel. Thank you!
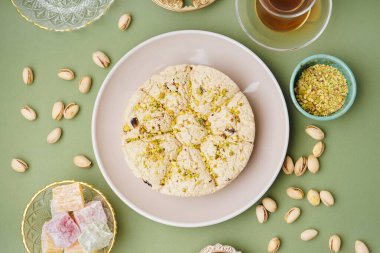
[313,141,325,157]
[73,155,92,168]
[52,101,65,120]
[47,127,62,144]
[79,75,92,94]
[355,240,369,253]
[63,103,79,119]
[307,189,320,206]
[92,51,110,68]
[284,207,301,224]
[294,156,307,176]
[305,125,325,140]
[256,205,268,223]
[287,187,304,200]
[22,67,34,85]
[282,155,294,175]
[301,229,319,241]
[11,158,28,173]
[320,190,335,207]
[118,13,132,31]
[21,105,37,121]
[307,154,320,173]
[267,237,281,253]
[329,235,341,252]
[58,68,75,80]
[262,197,277,213]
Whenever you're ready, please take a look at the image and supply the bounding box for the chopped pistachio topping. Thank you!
[295,64,348,116]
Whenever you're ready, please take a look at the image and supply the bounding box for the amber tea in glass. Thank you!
[256,0,316,31]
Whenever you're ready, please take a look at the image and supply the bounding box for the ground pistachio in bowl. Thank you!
[290,54,357,121]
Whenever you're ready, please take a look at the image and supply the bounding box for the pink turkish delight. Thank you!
[41,222,63,253]
[73,201,108,230]
[44,213,81,248]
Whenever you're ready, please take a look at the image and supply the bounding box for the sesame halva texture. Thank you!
[121,65,255,197]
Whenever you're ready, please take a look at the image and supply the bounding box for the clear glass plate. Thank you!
[11,0,114,32]
[21,180,116,253]
[235,0,332,51]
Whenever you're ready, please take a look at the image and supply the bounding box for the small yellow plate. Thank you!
[21,180,116,253]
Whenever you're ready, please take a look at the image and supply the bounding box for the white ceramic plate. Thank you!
[92,30,289,227]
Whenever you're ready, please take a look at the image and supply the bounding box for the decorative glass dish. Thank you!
[11,0,114,32]
[235,0,332,51]
[21,180,116,253]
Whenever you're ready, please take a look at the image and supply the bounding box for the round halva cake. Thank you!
[121,65,255,197]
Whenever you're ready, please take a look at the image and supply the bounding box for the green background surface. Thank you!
[1,0,379,252]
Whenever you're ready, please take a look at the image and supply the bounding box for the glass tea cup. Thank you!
[256,0,317,31]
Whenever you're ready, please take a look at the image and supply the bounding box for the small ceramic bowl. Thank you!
[290,54,357,121]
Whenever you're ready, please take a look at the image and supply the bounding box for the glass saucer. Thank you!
[235,0,332,51]
[11,0,114,32]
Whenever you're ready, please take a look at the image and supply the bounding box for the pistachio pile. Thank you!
[10,50,114,173]
[256,125,370,253]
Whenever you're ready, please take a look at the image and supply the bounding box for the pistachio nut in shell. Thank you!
[11,158,28,173]
[282,155,294,175]
[305,125,325,140]
[73,155,92,168]
[300,229,319,241]
[294,156,307,176]
[307,154,320,173]
[256,204,268,223]
[313,141,325,157]
[320,190,335,207]
[355,240,369,253]
[118,13,132,31]
[22,67,34,85]
[52,101,65,120]
[287,187,304,200]
[63,103,79,119]
[58,68,75,80]
[284,207,301,224]
[21,105,37,121]
[47,127,62,144]
[92,51,110,68]
[79,76,92,94]
[307,189,321,206]
[267,237,280,253]
[262,197,277,213]
[329,235,341,252]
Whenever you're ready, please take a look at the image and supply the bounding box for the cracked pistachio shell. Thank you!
[118,13,132,31]
[320,190,335,207]
[287,187,304,200]
[307,154,320,173]
[313,141,325,157]
[294,156,307,176]
[305,125,325,140]
[22,67,34,85]
[58,68,75,80]
[256,205,268,223]
[284,207,301,224]
[63,103,79,119]
[47,127,62,144]
[11,159,28,173]
[21,105,37,121]
[267,237,281,253]
[262,197,277,213]
[329,235,341,252]
[282,155,294,175]
[307,189,320,206]
[52,101,65,120]
[355,240,369,253]
[73,155,92,168]
[79,76,92,94]
[92,51,110,68]
[301,229,319,241]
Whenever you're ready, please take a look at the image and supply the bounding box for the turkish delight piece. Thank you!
[44,213,81,248]
[78,223,113,252]
[51,182,85,213]
[73,201,108,230]
[41,223,63,253]
[64,241,97,253]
